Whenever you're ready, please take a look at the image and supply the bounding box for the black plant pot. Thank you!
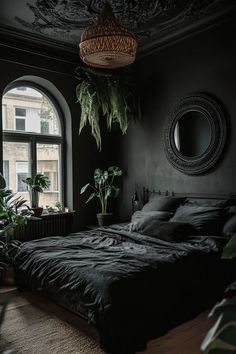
[96,213,114,227]
[31,207,43,217]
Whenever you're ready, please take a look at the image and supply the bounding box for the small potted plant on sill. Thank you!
[22,173,50,216]
[55,201,63,212]
[80,166,122,226]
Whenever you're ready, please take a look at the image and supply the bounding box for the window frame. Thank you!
[2,81,65,205]
[2,104,7,130]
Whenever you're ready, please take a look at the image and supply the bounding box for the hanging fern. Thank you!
[75,66,140,150]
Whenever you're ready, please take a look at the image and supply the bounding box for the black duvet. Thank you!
[14,226,225,354]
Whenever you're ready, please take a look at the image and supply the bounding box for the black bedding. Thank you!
[14,225,226,354]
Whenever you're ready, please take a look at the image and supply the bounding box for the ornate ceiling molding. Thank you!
[0,0,235,56]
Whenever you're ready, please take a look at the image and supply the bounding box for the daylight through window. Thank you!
[2,85,63,208]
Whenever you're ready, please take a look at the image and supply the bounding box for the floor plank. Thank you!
[1,287,213,354]
[139,311,212,354]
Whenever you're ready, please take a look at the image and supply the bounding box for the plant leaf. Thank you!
[209,298,236,318]
[226,281,236,294]
[75,66,138,151]
[80,183,90,194]
[105,186,120,199]
[222,233,236,260]
[201,298,236,353]
[0,174,6,189]
[22,177,33,187]
[85,193,97,204]
[94,169,104,185]
[107,166,122,176]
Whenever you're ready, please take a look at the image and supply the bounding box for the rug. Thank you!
[0,289,211,354]
[0,291,105,354]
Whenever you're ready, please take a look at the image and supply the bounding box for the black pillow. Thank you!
[131,210,173,222]
[170,205,227,235]
[223,214,236,237]
[129,216,196,242]
[185,198,232,208]
[142,194,185,212]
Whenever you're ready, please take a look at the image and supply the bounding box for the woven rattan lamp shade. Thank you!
[79,3,138,69]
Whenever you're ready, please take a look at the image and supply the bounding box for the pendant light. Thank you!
[79,3,138,69]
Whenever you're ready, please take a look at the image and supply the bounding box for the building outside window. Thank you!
[2,85,63,208]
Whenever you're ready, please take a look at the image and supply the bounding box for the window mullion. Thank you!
[31,137,37,177]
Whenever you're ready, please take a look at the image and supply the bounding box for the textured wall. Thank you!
[1,15,236,227]
[118,16,236,220]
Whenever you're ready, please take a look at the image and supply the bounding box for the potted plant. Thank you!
[0,173,33,285]
[55,201,63,212]
[75,66,140,150]
[80,166,122,226]
[0,239,22,285]
[22,173,50,216]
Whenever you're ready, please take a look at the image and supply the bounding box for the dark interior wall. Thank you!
[118,16,236,220]
[0,43,118,230]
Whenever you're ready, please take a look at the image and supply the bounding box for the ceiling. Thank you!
[0,0,235,58]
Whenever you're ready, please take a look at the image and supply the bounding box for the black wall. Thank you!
[118,16,236,220]
[2,15,236,227]
[0,42,118,230]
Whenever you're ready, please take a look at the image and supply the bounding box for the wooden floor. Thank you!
[1,286,212,354]
[138,311,211,354]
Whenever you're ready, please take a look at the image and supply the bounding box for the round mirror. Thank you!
[174,111,211,158]
[164,94,226,175]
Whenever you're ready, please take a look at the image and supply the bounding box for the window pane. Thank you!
[16,162,29,192]
[37,143,61,207]
[2,86,61,135]
[3,142,30,204]
[40,120,49,134]
[15,108,26,117]
[15,118,25,131]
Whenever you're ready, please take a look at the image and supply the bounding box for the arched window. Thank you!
[2,83,64,208]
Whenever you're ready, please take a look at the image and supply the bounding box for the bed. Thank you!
[14,193,236,354]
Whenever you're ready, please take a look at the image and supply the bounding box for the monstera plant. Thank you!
[201,233,236,353]
[75,66,140,150]
[80,166,122,226]
[22,173,50,216]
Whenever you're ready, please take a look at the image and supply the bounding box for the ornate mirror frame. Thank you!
[163,94,227,175]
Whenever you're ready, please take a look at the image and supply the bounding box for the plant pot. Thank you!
[96,213,114,227]
[30,190,39,209]
[31,207,43,217]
